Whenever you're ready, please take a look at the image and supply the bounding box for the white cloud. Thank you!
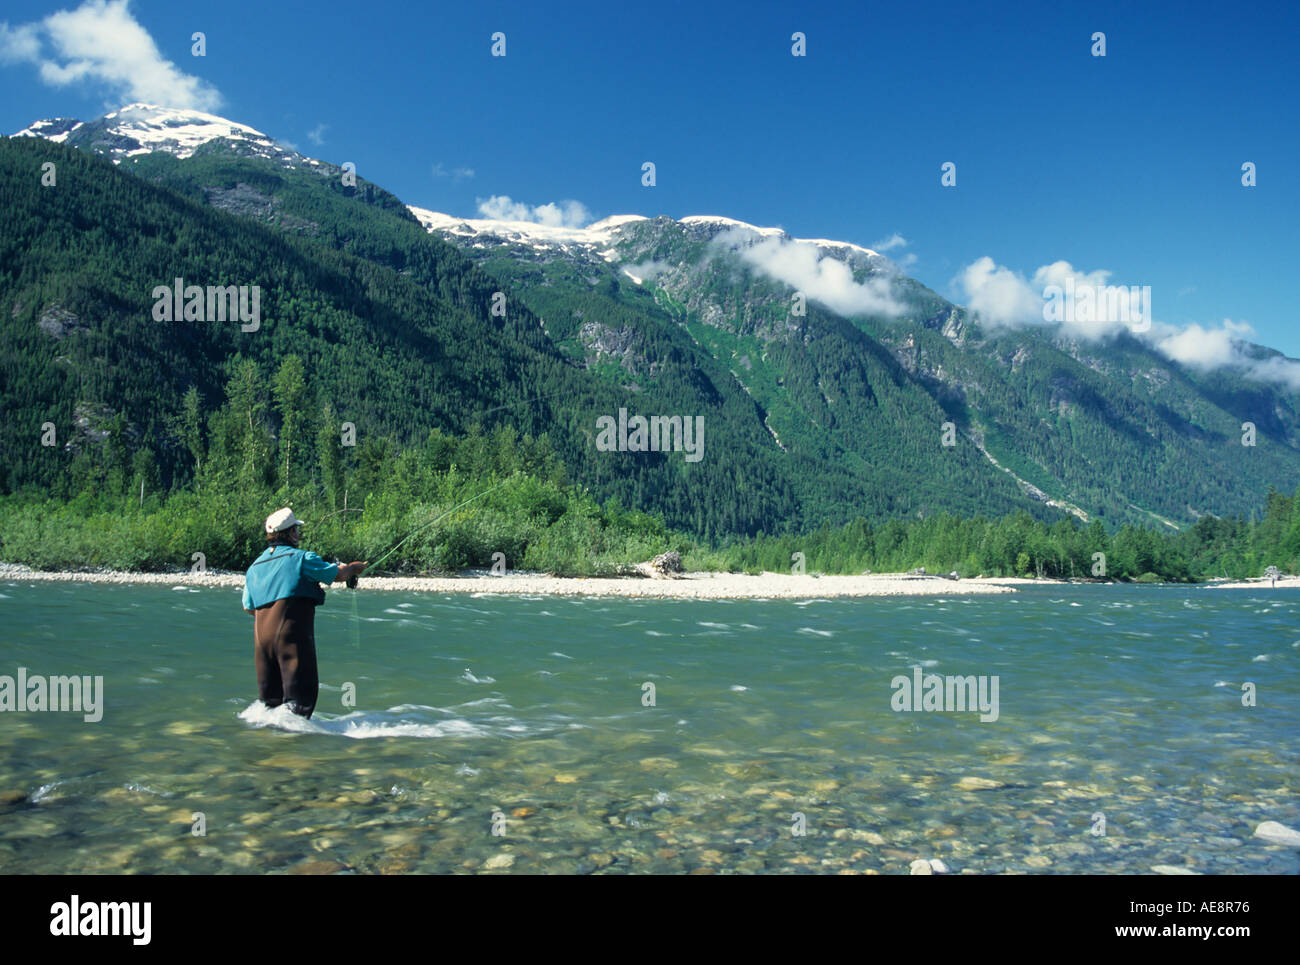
[871,232,916,268]
[0,0,222,110]
[432,162,474,181]
[715,227,902,318]
[1249,355,1300,390]
[1153,319,1300,388]
[625,259,671,282]
[1155,319,1252,369]
[956,256,1044,329]
[871,232,908,252]
[957,254,1300,388]
[0,23,41,63]
[306,123,327,146]
[955,257,1151,337]
[476,194,590,227]
[1033,260,1149,337]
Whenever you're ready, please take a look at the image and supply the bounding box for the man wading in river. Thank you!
[242,508,366,718]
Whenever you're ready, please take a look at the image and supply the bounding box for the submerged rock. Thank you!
[226,851,255,869]
[287,859,347,875]
[832,828,886,845]
[637,757,678,771]
[909,859,933,875]
[1253,821,1300,847]
[256,754,316,769]
[164,721,209,736]
[955,777,1005,791]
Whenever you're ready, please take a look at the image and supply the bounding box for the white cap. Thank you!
[264,507,305,535]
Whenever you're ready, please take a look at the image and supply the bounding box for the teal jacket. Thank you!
[243,545,340,610]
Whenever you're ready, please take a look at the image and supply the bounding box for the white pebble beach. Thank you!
[0,562,1032,599]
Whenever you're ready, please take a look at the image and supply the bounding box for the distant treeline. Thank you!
[0,352,1295,581]
[690,500,1296,581]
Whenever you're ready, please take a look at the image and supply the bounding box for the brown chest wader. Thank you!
[253,596,320,718]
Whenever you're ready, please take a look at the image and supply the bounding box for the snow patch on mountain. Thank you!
[14,103,303,165]
[588,215,651,231]
[680,215,786,239]
[408,207,650,259]
[682,217,882,258]
[796,237,882,259]
[104,104,275,157]
[14,118,84,143]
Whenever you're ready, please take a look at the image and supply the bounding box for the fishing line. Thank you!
[351,585,361,649]
[346,480,509,646]
[367,480,509,572]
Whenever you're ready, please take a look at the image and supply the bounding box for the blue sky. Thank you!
[3,0,1298,360]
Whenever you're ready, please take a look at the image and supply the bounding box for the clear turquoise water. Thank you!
[1,581,1296,874]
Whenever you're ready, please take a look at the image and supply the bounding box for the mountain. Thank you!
[408,203,1300,530]
[7,104,1300,536]
[1,125,800,540]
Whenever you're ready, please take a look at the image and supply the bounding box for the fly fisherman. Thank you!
[242,508,366,718]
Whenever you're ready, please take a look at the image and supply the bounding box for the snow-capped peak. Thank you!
[408,206,647,249]
[97,103,275,157]
[13,103,306,165]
